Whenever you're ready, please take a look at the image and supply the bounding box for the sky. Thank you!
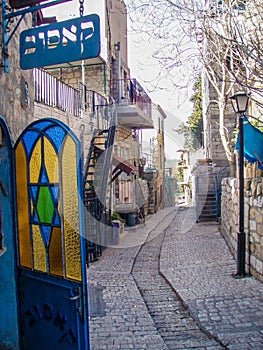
[43,0,195,159]
[127,30,195,160]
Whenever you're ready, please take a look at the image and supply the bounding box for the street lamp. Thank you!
[230,91,250,278]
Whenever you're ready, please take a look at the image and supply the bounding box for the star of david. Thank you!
[30,165,60,246]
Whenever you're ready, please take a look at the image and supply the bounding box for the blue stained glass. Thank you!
[39,225,51,247]
[45,126,66,154]
[30,186,38,204]
[50,186,59,203]
[31,120,53,131]
[53,210,60,225]
[22,131,40,158]
[32,209,39,223]
[39,165,49,184]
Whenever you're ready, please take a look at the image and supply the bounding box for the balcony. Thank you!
[34,68,81,117]
[111,79,153,129]
[34,69,110,127]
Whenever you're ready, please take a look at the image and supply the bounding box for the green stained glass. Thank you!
[36,186,54,224]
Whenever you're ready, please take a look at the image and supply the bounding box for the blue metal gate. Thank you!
[14,118,89,349]
[0,116,19,349]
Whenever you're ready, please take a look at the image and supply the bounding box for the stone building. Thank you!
[141,104,167,214]
[202,76,236,169]
[0,0,160,347]
[42,0,154,228]
[202,0,263,281]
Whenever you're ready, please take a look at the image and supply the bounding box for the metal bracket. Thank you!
[1,0,72,72]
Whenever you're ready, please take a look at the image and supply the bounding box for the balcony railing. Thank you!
[82,87,108,113]
[34,68,81,117]
[34,69,152,124]
[110,78,152,120]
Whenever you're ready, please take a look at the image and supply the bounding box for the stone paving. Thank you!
[88,206,263,349]
[161,207,263,349]
[132,217,222,349]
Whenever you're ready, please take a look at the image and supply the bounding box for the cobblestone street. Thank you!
[88,207,263,349]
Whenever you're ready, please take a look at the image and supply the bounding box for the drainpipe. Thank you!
[81,60,86,118]
[104,63,107,97]
[116,41,122,103]
[80,124,85,173]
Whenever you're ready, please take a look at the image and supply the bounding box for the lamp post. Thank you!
[230,91,250,278]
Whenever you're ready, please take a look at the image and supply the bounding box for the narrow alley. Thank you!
[88,207,263,349]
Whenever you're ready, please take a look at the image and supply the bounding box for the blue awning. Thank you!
[235,116,263,169]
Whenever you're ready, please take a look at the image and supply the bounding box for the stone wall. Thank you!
[48,64,108,97]
[0,13,35,142]
[221,177,263,282]
[137,178,149,217]
[143,171,163,214]
[34,102,93,160]
[202,75,236,168]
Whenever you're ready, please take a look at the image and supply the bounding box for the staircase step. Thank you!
[98,129,109,135]
[94,142,105,147]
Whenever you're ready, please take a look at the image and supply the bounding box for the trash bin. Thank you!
[127,214,135,227]
[111,220,120,244]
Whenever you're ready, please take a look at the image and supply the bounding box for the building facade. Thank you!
[0,0,160,347]
[141,104,167,213]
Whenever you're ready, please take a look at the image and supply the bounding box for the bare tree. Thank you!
[127,0,263,174]
[127,0,202,90]
[227,1,263,108]
[197,2,244,174]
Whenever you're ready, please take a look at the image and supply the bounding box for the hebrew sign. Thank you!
[20,14,100,69]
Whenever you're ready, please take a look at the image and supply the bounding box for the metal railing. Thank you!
[34,69,152,122]
[33,68,81,117]
[81,87,111,130]
[110,78,152,120]
[82,87,107,112]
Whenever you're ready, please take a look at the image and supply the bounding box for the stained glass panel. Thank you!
[32,225,47,272]
[29,138,41,183]
[44,137,59,183]
[36,186,54,224]
[62,135,81,281]
[15,141,31,268]
[49,227,63,277]
[15,119,83,282]
[22,130,39,158]
[32,120,53,131]
[39,225,51,247]
[46,126,66,154]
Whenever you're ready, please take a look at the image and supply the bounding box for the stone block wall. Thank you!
[34,103,93,160]
[143,172,162,214]
[0,13,35,142]
[114,125,140,163]
[221,177,263,282]
[47,63,108,98]
[202,76,236,168]
[137,178,149,217]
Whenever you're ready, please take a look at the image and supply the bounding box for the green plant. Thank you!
[87,181,94,190]
[111,212,123,222]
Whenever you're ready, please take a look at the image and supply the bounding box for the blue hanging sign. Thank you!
[20,14,100,69]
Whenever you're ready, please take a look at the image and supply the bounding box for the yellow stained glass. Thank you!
[44,137,59,183]
[32,225,47,272]
[62,135,81,281]
[29,138,41,182]
[15,141,31,268]
[30,199,33,217]
[49,227,63,277]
